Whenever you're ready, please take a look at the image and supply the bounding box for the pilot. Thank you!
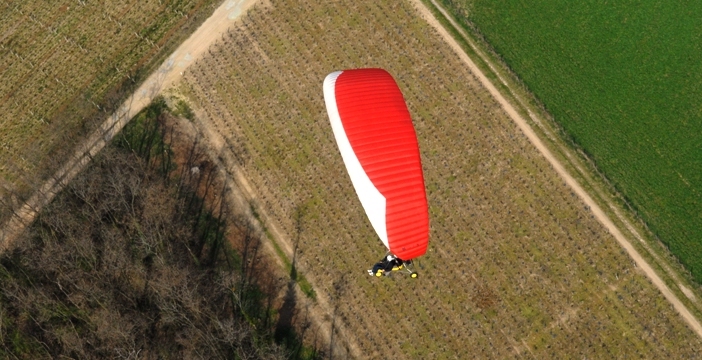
[368,254,405,277]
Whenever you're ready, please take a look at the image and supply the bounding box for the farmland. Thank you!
[0,0,220,223]
[437,0,702,283]
[177,0,702,357]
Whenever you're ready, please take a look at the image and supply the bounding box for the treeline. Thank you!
[0,99,318,359]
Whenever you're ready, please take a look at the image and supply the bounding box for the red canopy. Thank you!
[323,68,429,260]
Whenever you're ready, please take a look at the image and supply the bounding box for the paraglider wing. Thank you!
[323,68,429,260]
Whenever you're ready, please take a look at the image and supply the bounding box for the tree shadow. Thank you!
[274,203,309,354]
[328,273,349,360]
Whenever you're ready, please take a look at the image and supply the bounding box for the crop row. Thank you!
[179,0,702,357]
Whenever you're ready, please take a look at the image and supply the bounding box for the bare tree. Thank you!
[0,104,314,359]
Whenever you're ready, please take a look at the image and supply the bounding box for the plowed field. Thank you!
[177,0,702,357]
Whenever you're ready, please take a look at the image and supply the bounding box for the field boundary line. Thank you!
[411,0,702,338]
[178,72,363,357]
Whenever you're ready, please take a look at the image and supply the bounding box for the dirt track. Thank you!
[413,0,702,340]
[0,0,355,357]
[0,0,261,251]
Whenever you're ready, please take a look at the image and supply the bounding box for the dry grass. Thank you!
[0,0,219,210]
[179,0,702,357]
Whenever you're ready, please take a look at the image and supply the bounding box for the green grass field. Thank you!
[437,0,702,282]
